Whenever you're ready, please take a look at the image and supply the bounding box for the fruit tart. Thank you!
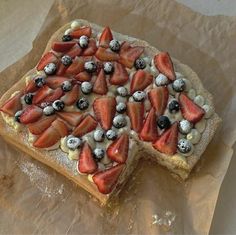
[0,19,221,204]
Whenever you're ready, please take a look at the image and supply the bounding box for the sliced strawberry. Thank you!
[28,115,56,135]
[20,105,43,124]
[93,69,108,95]
[179,93,205,123]
[78,143,98,174]
[42,87,63,103]
[74,71,92,82]
[153,122,178,155]
[32,86,52,104]
[81,39,97,56]
[127,102,145,133]
[92,164,125,194]
[119,41,131,54]
[139,108,158,142]
[70,26,92,38]
[130,70,153,94]
[60,84,79,106]
[66,58,85,76]
[51,118,69,137]
[37,52,58,71]
[110,62,129,85]
[46,76,70,89]
[99,26,113,48]
[93,97,116,130]
[154,52,176,81]
[148,87,169,116]
[56,62,67,76]
[107,133,129,163]
[72,114,97,137]
[56,111,83,126]
[51,41,76,53]
[0,91,23,116]
[95,47,120,61]
[66,44,82,58]
[25,79,38,93]
[119,46,144,68]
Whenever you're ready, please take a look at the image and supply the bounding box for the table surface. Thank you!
[0,1,235,234]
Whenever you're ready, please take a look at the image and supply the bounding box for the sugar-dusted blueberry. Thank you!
[132,91,146,102]
[61,55,73,66]
[134,58,146,70]
[172,78,185,92]
[116,102,126,113]
[177,139,192,154]
[106,129,117,140]
[117,86,128,97]
[52,100,65,111]
[76,97,89,110]
[81,81,93,94]
[79,35,89,49]
[84,61,97,73]
[155,73,169,86]
[35,77,46,88]
[109,39,120,52]
[43,105,55,116]
[103,62,114,74]
[157,115,171,129]
[113,114,127,128]
[179,119,192,134]
[14,110,23,122]
[93,129,105,142]
[61,80,72,92]
[44,63,57,75]
[93,148,105,161]
[66,136,82,150]
[24,93,34,105]
[62,34,72,42]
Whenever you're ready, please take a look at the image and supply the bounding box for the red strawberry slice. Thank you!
[56,111,83,126]
[32,86,52,104]
[51,118,69,137]
[0,91,23,116]
[20,105,43,124]
[119,41,131,54]
[99,26,113,48]
[60,84,79,106]
[148,87,169,116]
[25,79,38,93]
[93,97,116,130]
[179,93,205,123]
[66,58,85,76]
[74,71,92,82]
[72,114,97,137]
[153,122,178,155]
[28,115,56,135]
[70,26,92,38]
[127,102,145,133]
[78,143,98,174]
[139,108,158,142]
[95,47,120,61]
[92,164,125,194]
[37,52,58,71]
[42,87,64,103]
[66,44,82,58]
[154,52,176,81]
[46,76,70,89]
[81,39,97,56]
[56,62,67,76]
[107,133,129,163]
[51,41,76,53]
[93,69,108,95]
[119,46,144,68]
[110,62,129,85]
[130,70,153,94]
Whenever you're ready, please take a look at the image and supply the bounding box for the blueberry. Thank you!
[24,93,34,105]
[93,148,105,161]
[43,105,55,116]
[179,119,192,134]
[84,61,97,73]
[40,102,51,108]
[79,35,89,49]
[177,139,192,154]
[76,97,89,110]
[134,58,146,69]
[113,114,127,128]
[62,34,72,42]
[117,86,128,97]
[61,81,72,92]
[35,77,46,88]
[66,136,82,150]
[61,55,73,66]
[81,81,93,94]
[109,40,120,52]
[157,115,171,129]
[44,63,57,75]
[103,62,114,74]
[52,100,65,111]
[116,102,126,113]
[93,130,105,142]
[106,129,117,140]
[155,74,169,86]
[172,78,185,92]
[14,110,23,122]
[168,100,180,113]
[132,91,146,102]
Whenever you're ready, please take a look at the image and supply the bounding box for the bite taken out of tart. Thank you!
[0,19,221,205]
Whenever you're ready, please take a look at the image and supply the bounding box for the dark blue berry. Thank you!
[168,100,180,113]
[76,98,89,110]
[61,55,73,66]
[14,110,23,122]
[24,93,33,105]
[157,116,171,129]
[52,100,65,111]
[35,77,45,88]
[62,35,72,42]
[134,58,146,69]
[93,148,105,161]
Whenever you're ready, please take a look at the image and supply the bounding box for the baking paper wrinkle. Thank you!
[0,0,235,234]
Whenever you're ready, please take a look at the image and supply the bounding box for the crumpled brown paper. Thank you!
[0,0,235,234]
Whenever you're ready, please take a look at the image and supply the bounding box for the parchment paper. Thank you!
[0,0,236,234]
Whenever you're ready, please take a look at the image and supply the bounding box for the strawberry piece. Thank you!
[179,93,205,123]
[46,76,70,89]
[127,102,145,133]
[107,133,129,163]
[130,70,153,94]
[74,71,92,82]
[93,69,108,95]
[148,87,169,116]
[70,26,92,38]
[28,115,56,135]
[119,46,144,68]
[20,105,43,124]
[0,91,23,116]
[37,52,58,71]
[153,122,178,155]
[72,114,97,137]
[56,62,67,76]
[92,164,125,194]
[32,86,52,104]
[119,41,131,54]
[42,87,64,103]
[25,79,38,93]
[78,143,98,174]
[99,26,113,48]
[60,84,79,105]
[51,41,76,53]
[81,39,97,56]
[93,97,116,130]
[51,118,69,137]
[66,44,82,58]
[139,108,158,142]
[95,47,120,61]
[66,58,85,75]
[56,111,83,126]
[110,62,129,85]
[154,52,176,81]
